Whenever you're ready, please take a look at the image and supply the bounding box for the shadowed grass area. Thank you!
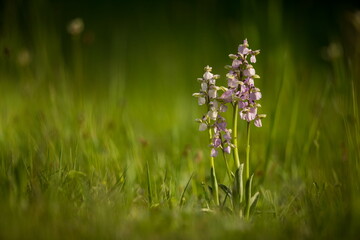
[0,0,360,239]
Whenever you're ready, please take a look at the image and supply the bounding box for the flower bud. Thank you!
[219,86,228,92]
[243,39,249,47]
[252,50,260,55]
[229,54,238,59]
[226,72,236,79]
[192,93,202,97]
[204,65,212,72]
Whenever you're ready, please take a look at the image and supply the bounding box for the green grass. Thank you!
[1,0,360,239]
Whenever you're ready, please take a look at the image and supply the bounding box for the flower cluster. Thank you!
[193,66,232,157]
[220,39,266,127]
[192,39,265,214]
[210,117,233,157]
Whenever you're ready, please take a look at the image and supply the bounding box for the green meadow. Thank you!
[0,0,359,239]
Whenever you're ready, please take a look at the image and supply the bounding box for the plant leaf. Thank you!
[250,191,260,215]
[219,184,232,197]
[232,163,244,214]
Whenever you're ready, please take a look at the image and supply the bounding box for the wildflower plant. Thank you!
[193,66,233,205]
[193,39,265,218]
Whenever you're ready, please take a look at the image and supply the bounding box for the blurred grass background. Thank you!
[0,0,360,239]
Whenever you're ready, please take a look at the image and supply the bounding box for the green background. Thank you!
[1,0,360,239]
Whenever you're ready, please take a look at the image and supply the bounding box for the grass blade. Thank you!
[179,172,194,208]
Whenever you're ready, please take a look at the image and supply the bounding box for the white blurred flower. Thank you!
[67,18,84,36]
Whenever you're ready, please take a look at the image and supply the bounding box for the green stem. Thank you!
[209,128,220,206]
[222,150,233,181]
[232,104,243,214]
[232,104,240,169]
[245,122,251,182]
[245,122,251,219]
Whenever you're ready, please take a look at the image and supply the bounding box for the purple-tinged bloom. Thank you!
[217,121,227,131]
[211,148,218,157]
[194,65,234,155]
[243,67,256,77]
[232,59,242,69]
[213,138,222,148]
[225,39,266,127]
[240,84,248,94]
[220,89,234,103]
[208,117,233,156]
[228,78,238,88]
[238,101,248,109]
[240,107,257,122]
[250,55,256,63]
[254,119,262,127]
[245,78,254,86]
[223,130,231,141]
[193,66,223,122]
[238,39,250,55]
[240,90,249,101]
[250,91,262,101]
[224,145,231,154]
